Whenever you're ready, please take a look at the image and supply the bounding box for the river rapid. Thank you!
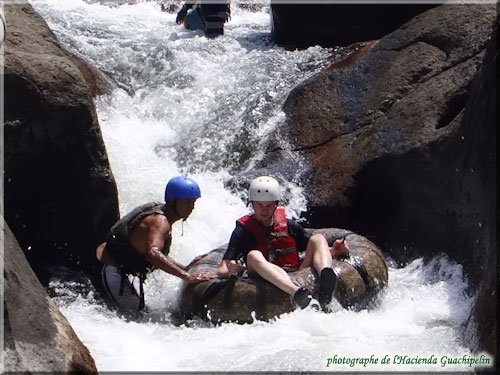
[31,0,483,372]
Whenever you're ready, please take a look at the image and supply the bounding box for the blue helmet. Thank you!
[164,176,201,201]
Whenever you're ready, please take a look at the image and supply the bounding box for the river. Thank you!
[31,0,480,372]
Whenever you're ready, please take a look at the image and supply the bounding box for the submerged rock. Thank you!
[179,228,388,324]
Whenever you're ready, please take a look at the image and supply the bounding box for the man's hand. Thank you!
[227,260,244,276]
[184,271,214,284]
[331,239,350,258]
[217,259,245,278]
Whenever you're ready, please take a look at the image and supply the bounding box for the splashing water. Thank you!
[31,0,483,372]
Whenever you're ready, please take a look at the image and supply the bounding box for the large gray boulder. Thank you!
[2,219,97,373]
[261,4,496,357]
[2,3,119,285]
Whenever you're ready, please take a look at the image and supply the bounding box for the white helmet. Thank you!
[248,176,281,202]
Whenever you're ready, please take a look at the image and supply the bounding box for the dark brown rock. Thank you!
[461,22,497,360]
[269,4,495,258]
[63,47,112,97]
[270,3,437,48]
[265,3,496,358]
[3,219,98,373]
[2,2,119,285]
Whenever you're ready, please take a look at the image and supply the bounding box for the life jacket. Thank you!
[104,202,171,276]
[237,207,301,271]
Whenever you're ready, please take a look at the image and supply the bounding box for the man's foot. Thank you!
[319,268,337,312]
[293,287,312,309]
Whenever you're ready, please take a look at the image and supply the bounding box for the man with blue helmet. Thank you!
[96,176,211,316]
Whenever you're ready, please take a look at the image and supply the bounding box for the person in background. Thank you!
[175,0,230,37]
[217,176,349,311]
[96,176,211,316]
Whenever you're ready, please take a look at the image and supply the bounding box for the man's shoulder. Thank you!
[286,218,310,236]
[233,220,250,234]
[230,221,256,243]
[140,209,170,229]
[135,201,163,210]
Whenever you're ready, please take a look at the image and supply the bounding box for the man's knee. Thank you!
[246,250,266,264]
[246,250,269,272]
[309,233,328,248]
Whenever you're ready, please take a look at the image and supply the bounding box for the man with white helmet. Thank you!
[218,176,349,311]
[96,176,211,316]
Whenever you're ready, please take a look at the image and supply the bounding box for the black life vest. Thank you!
[104,202,171,275]
[237,207,301,271]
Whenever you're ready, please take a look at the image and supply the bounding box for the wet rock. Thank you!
[461,22,497,359]
[266,3,495,260]
[263,3,496,357]
[2,2,119,285]
[3,219,97,373]
[64,47,113,97]
[270,3,436,48]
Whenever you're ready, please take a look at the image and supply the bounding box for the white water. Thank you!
[31,0,486,372]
